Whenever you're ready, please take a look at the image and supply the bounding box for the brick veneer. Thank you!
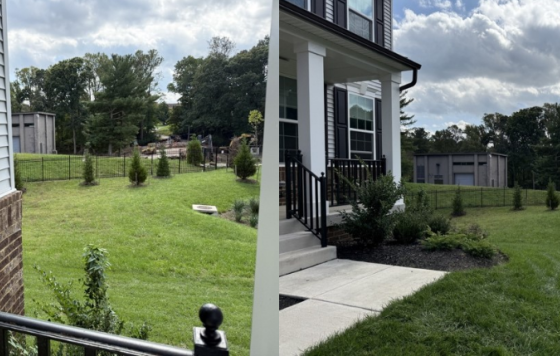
[0,190,24,315]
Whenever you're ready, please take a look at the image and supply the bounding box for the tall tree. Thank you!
[14,66,48,111]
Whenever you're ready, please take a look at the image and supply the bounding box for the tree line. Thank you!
[10,36,268,154]
[401,96,560,189]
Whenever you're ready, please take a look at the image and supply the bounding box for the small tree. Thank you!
[513,181,523,210]
[452,187,465,216]
[82,152,96,185]
[248,110,264,147]
[14,158,24,191]
[546,179,559,210]
[234,139,257,180]
[187,135,204,166]
[156,148,171,177]
[128,148,147,186]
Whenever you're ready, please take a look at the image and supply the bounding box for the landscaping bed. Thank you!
[337,239,508,272]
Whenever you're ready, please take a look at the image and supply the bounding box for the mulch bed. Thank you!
[279,295,306,311]
[337,240,508,272]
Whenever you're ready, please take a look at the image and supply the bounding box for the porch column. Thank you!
[295,41,326,175]
[381,72,402,181]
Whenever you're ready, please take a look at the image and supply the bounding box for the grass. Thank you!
[22,169,259,355]
[156,125,173,136]
[304,205,560,355]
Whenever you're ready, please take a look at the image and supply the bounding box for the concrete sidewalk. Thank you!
[279,259,447,356]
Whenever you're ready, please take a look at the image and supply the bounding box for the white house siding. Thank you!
[326,0,334,22]
[384,0,392,50]
[0,0,13,196]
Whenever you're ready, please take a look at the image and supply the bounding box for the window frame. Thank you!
[347,91,375,160]
[347,0,374,41]
[280,75,299,164]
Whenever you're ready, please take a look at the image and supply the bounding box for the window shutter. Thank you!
[375,0,385,45]
[375,98,382,159]
[333,0,347,28]
[334,87,348,159]
[311,0,326,18]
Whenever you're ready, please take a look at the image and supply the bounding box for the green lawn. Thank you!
[156,125,172,136]
[22,170,259,355]
[305,205,560,355]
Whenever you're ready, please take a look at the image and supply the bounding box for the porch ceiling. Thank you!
[280,7,420,83]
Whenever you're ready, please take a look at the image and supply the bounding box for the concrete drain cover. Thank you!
[192,204,218,215]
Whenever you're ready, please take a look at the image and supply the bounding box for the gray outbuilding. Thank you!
[11,112,56,154]
[414,153,508,187]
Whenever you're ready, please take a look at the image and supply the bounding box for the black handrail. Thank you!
[327,157,386,206]
[285,152,328,247]
[0,304,228,356]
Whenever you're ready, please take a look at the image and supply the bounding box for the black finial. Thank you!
[199,304,223,346]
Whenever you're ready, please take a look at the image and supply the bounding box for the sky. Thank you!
[393,0,560,134]
[5,0,272,103]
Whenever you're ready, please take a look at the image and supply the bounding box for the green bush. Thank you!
[128,148,147,186]
[461,239,497,258]
[234,139,257,180]
[249,214,259,228]
[428,214,452,235]
[338,171,404,246]
[14,158,24,191]
[546,179,559,210]
[232,199,246,222]
[422,234,464,251]
[513,181,523,210]
[34,245,149,355]
[248,196,259,215]
[393,210,429,244]
[462,223,488,239]
[422,230,496,259]
[156,148,171,177]
[452,187,466,216]
[187,135,204,166]
[413,188,431,211]
[82,152,96,185]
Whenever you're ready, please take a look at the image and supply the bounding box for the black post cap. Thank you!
[198,304,223,346]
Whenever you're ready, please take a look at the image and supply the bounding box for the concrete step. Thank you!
[280,231,321,254]
[280,245,337,277]
[279,217,308,235]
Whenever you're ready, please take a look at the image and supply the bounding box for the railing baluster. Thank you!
[37,336,50,356]
[84,347,96,356]
[0,327,8,356]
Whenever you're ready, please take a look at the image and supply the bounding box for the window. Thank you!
[349,93,374,159]
[348,0,373,40]
[280,76,298,162]
[285,0,307,9]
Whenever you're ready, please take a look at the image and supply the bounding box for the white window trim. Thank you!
[347,92,376,160]
[347,0,375,41]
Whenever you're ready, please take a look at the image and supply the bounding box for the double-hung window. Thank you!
[349,93,374,160]
[280,76,299,163]
[348,0,373,41]
[285,0,307,10]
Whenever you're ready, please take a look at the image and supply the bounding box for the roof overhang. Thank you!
[280,1,421,84]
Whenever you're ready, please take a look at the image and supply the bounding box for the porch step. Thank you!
[279,216,308,235]
[280,231,321,254]
[280,244,337,276]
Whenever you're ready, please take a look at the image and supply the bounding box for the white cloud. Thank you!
[444,120,469,130]
[419,0,452,10]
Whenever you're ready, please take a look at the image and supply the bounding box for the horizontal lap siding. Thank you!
[326,0,334,22]
[384,0,392,49]
[0,2,12,194]
[326,84,335,159]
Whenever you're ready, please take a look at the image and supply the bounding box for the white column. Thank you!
[295,41,326,176]
[381,72,401,181]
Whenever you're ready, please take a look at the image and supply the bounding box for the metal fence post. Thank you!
[504,186,506,206]
[179,157,181,174]
[151,153,154,175]
[0,327,8,356]
[123,154,126,177]
[96,155,99,178]
[42,157,44,182]
[69,155,71,180]
[481,187,483,207]
[193,304,229,356]
[435,190,438,210]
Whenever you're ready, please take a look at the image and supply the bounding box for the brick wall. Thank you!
[327,225,356,246]
[0,190,24,315]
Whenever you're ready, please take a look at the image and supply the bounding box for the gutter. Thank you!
[399,68,418,92]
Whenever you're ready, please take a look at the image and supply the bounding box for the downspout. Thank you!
[399,68,418,92]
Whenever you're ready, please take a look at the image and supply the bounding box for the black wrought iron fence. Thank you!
[404,186,548,210]
[0,304,229,356]
[16,148,230,183]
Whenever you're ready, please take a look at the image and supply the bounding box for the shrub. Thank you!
[422,230,496,259]
[248,196,259,215]
[128,148,147,186]
[413,188,431,211]
[249,213,259,228]
[14,158,24,191]
[428,214,452,235]
[393,210,428,244]
[512,181,523,210]
[156,148,171,177]
[422,234,464,251]
[461,239,496,258]
[232,199,246,222]
[462,223,488,239]
[338,171,404,246]
[546,179,559,210]
[34,245,149,355]
[234,139,257,180]
[82,152,96,185]
[452,187,466,216]
[187,135,204,166]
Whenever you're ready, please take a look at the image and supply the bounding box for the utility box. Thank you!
[11,112,56,154]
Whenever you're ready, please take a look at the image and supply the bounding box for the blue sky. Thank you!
[392,0,560,134]
[6,0,272,103]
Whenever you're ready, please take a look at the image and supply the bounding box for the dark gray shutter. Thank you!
[333,0,347,28]
[311,0,325,18]
[375,98,382,160]
[334,87,348,159]
[375,0,384,45]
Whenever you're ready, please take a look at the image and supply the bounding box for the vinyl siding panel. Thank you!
[384,0,392,49]
[326,84,335,158]
[0,177,10,192]
[326,0,334,22]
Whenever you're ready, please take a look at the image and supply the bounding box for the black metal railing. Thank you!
[285,152,328,247]
[0,304,229,356]
[327,157,386,207]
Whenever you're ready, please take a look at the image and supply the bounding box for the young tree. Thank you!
[156,148,171,177]
[513,181,523,210]
[546,179,559,210]
[128,148,147,185]
[452,187,466,216]
[187,135,204,166]
[234,139,257,180]
[82,152,96,185]
[248,110,264,146]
